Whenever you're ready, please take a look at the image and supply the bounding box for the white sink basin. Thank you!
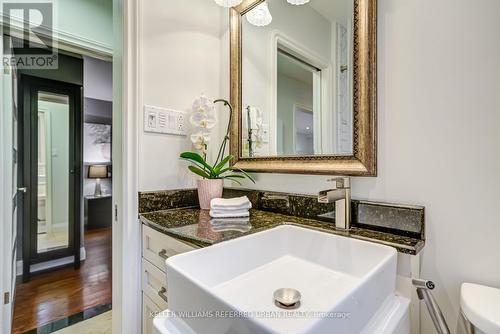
[161,225,404,334]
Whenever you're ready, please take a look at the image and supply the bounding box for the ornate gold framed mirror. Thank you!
[229,0,377,175]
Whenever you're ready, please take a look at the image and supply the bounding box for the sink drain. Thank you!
[273,288,301,309]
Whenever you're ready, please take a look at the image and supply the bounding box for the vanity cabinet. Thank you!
[141,224,198,334]
[142,294,162,334]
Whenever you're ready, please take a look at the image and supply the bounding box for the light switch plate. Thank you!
[143,105,187,136]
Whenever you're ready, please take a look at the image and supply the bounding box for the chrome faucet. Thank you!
[318,177,351,229]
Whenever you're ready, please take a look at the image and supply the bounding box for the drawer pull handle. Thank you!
[158,287,168,302]
[158,249,169,260]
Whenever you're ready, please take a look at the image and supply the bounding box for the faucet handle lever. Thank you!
[326,177,350,189]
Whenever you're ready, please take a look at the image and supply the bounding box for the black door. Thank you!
[19,75,82,281]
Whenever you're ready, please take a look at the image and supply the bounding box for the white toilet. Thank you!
[460,283,500,334]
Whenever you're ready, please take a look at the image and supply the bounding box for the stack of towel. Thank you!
[209,196,252,218]
[210,196,252,232]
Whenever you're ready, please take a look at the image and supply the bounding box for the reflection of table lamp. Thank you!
[88,165,108,197]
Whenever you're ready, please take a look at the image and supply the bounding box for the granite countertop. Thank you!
[140,208,424,255]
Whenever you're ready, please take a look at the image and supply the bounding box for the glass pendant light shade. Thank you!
[214,0,243,7]
[246,2,273,27]
[286,0,310,5]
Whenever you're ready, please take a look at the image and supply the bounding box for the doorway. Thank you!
[1,1,119,332]
[11,56,114,334]
[20,75,82,280]
[276,48,321,155]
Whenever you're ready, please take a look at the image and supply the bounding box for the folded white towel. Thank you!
[211,203,252,211]
[211,216,251,232]
[211,217,250,225]
[210,196,252,210]
[211,224,251,233]
[210,208,251,215]
[209,210,250,218]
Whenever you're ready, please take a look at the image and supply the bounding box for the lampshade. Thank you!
[246,2,272,27]
[214,0,243,8]
[88,165,108,179]
[286,0,310,5]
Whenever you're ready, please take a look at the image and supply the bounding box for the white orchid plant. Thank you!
[180,95,255,185]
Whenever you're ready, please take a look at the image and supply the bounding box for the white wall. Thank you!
[55,0,113,48]
[139,0,223,191]
[139,0,500,332]
[232,1,500,332]
[84,57,113,101]
[277,74,313,155]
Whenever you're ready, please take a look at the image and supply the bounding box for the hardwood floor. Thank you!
[12,228,112,334]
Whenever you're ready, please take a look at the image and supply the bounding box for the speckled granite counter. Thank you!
[140,208,424,255]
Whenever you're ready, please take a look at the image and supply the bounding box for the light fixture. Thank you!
[246,2,272,27]
[88,165,108,197]
[214,0,243,8]
[286,0,310,5]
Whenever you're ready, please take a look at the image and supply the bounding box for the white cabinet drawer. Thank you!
[143,293,162,334]
[142,259,168,310]
[142,224,197,271]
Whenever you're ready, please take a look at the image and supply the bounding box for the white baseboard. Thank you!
[16,247,86,276]
[80,246,86,261]
[16,260,22,276]
[30,257,74,273]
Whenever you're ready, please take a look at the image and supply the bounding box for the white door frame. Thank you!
[1,31,17,334]
[0,34,11,334]
[1,32,5,333]
[112,0,141,333]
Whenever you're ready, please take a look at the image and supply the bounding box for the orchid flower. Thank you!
[192,94,215,114]
[190,130,211,155]
[189,94,217,156]
[180,95,256,185]
[190,111,217,130]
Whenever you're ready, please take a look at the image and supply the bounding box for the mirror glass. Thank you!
[241,0,354,158]
[37,91,70,253]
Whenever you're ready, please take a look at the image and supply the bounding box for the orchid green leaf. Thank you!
[180,151,214,175]
[224,177,243,185]
[230,167,256,183]
[222,174,245,179]
[188,166,211,179]
[213,155,234,175]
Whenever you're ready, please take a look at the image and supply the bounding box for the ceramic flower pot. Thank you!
[197,179,224,210]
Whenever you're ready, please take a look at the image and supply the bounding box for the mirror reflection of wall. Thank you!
[294,107,314,155]
[241,0,354,158]
[277,50,317,156]
[37,92,70,254]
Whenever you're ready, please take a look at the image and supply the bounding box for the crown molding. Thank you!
[2,14,112,60]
